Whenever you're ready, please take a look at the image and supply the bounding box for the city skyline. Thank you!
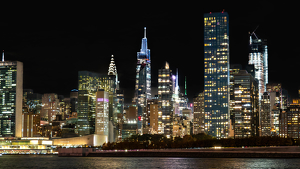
[1,4,293,103]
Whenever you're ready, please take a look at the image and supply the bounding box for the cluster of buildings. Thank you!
[0,12,299,153]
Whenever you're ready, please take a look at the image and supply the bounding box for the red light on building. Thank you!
[138,116,141,121]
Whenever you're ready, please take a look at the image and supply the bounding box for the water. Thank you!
[1,155,300,168]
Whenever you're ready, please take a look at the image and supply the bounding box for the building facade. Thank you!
[41,93,60,122]
[134,27,151,135]
[279,101,300,139]
[261,92,271,136]
[158,62,173,138]
[232,70,259,138]
[0,59,23,137]
[193,92,205,134]
[204,12,230,138]
[77,71,116,138]
[248,33,268,102]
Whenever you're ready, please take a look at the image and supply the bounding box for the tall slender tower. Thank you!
[158,62,173,138]
[0,51,23,137]
[204,12,230,138]
[135,27,151,134]
[248,31,268,101]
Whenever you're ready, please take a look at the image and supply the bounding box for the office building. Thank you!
[158,62,173,138]
[0,53,23,137]
[41,93,60,122]
[149,99,159,134]
[95,90,109,143]
[279,100,300,140]
[204,12,230,138]
[193,92,205,134]
[77,70,116,137]
[22,107,40,137]
[248,32,268,101]
[261,92,271,136]
[134,27,151,135]
[232,70,259,138]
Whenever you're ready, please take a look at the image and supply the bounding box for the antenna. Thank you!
[144,27,146,38]
[251,25,259,39]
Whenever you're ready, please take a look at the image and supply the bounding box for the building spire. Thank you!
[144,27,146,38]
[2,50,4,62]
[108,55,116,75]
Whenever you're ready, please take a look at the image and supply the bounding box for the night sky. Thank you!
[0,3,294,103]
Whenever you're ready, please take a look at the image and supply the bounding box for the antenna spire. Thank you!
[144,27,146,38]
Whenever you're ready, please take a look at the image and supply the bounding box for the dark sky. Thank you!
[0,3,294,103]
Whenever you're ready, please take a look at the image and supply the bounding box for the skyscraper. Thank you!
[248,32,268,101]
[232,70,259,138]
[0,51,23,137]
[204,12,230,138]
[158,62,173,138]
[77,70,116,137]
[135,27,151,134]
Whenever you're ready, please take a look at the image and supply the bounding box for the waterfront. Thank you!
[1,155,300,168]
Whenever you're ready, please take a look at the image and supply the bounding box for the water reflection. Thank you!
[1,156,300,168]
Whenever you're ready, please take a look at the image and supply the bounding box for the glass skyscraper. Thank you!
[135,27,151,134]
[248,34,268,101]
[0,57,23,137]
[204,12,230,138]
[77,71,116,137]
[158,62,173,138]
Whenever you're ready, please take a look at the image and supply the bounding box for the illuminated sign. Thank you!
[97,98,109,102]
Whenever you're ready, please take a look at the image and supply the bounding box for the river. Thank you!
[1,155,299,168]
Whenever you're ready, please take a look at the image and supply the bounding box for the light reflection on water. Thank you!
[0,155,299,168]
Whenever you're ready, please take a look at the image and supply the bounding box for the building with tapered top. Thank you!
[134,27,151,135]
[158,62,173,138]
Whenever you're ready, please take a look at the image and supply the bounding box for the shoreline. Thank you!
[58,146,300,158]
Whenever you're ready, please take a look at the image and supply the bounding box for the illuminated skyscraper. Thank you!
[204,12,230,138]
[248,32,268,101]
[135,27,151,134]
[232,70,259,138]
[193,92,205,134]
[158,62,173,138]
[0,51,23,137]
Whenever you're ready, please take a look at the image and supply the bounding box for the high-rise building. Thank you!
[41,93,60,122]
[204,12,230,138]
[279,100,300,140]
[158,62,173,138]
[95,90,109,143]
[149,99,158,134]
[261,92,271,136]
[232,70,259,138]
[0,52,23,137]
[135,27,151,135]
[248,32,268,101]
[77,71,116,137]
[193,92,205,134]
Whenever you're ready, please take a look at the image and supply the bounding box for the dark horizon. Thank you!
[1,3,294,103]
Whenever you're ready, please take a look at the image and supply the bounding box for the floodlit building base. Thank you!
[53,134,108,147]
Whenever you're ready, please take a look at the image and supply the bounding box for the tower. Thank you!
[0,51,23,137]
[158,62,173,138]
[135,27,151,134]
[204,12,230,138]
[248,29,268,101]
